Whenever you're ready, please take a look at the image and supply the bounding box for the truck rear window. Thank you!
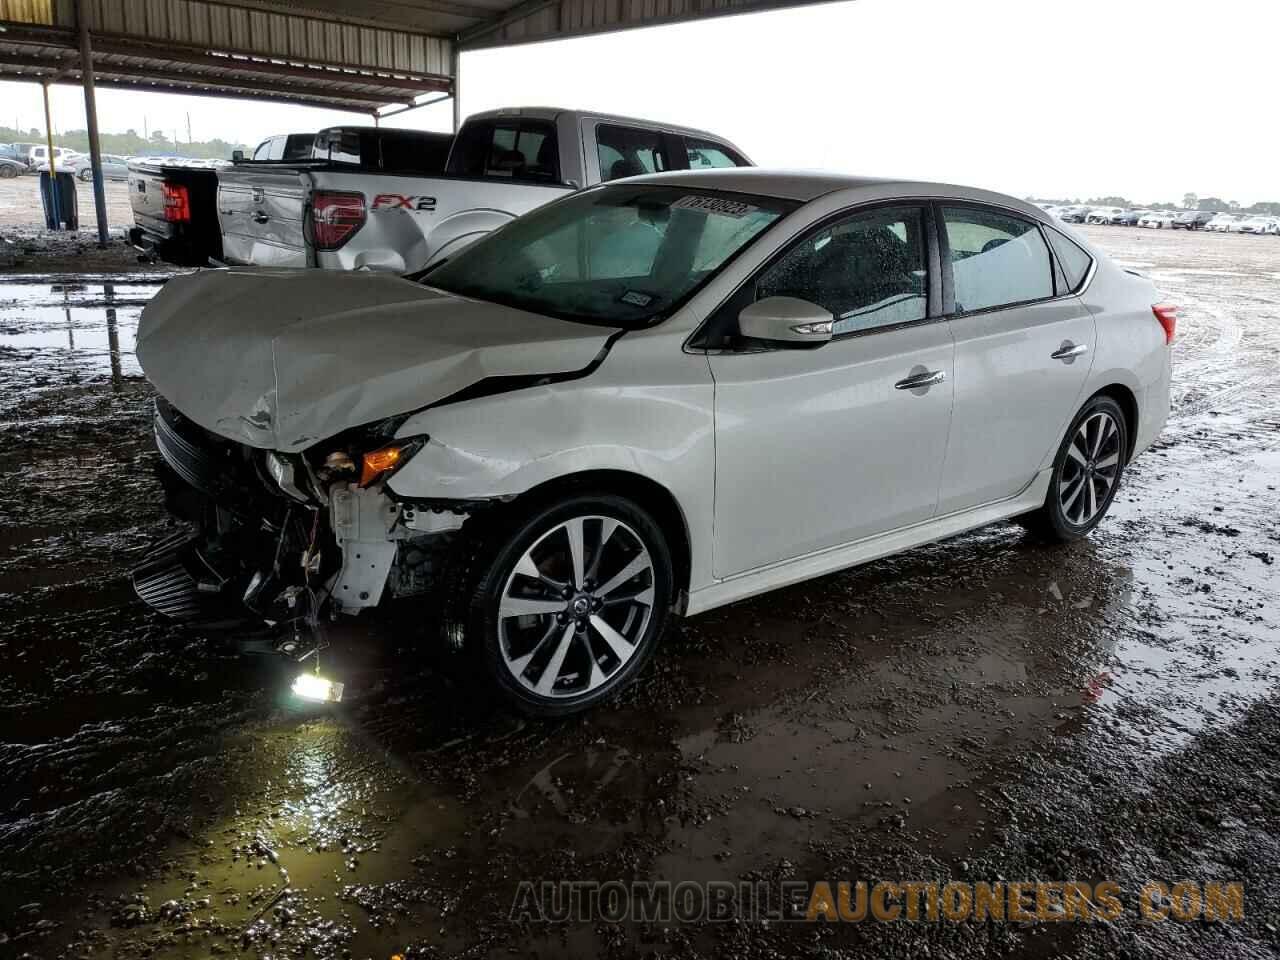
[447,119,559,183]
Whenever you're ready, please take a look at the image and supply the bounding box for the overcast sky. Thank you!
[4,0,1274,204]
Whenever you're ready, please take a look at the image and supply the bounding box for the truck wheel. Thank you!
[470,493,673,717]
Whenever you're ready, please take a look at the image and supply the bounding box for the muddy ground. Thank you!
[1,226,1279,959]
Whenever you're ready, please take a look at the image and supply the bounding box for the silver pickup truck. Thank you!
[216,107,751,273]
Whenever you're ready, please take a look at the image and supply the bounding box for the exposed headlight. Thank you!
[266,452,311,502]
[358,438,425,487]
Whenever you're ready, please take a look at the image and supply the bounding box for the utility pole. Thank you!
[186,112,191,144]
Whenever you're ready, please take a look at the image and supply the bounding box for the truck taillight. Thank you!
[1152,303,1178,344]
[312,191,366,250]
[162,183,190,223]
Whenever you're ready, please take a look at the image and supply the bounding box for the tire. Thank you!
[470,492,673,717]
[0,165,16,179]
[78,168,92,181]
[1020,395,1128,543]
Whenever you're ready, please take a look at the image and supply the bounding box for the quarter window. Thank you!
[1044,227,1093,293]
[685,138,747,169]
[596,124,670,182]
[757,206,929,336]
[941,207,1054,312]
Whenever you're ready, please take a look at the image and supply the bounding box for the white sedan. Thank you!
[1238,216,1279,235]
[133,170,1175,715]
[1139,211,1177,229]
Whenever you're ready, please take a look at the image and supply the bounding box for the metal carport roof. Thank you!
[0,0,841,113]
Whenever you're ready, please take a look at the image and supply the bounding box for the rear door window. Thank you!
[596,124,671,182]
[448,119,559,183]
[941,206,1054,313]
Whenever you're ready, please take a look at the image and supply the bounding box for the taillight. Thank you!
[162,183,190,223]
[1152,303,1178,344]
[312,191,366,250]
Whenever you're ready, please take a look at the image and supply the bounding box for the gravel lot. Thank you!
[1,225,1278,958]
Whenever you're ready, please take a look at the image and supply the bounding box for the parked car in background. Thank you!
[1238,216,1279,235]
[1058,206,1092,223]
[133,170,1174,715]
[64,154,131,181]
[26,144,74,169]
[1172,211,1215,230]
[0,143,29,167]
[1116,209,1147,226]
[0,155,24,178]
[1086,207,1125,225]
[1139,211,1177,229]
[216,107,751,273]
[1205,214,1244,232]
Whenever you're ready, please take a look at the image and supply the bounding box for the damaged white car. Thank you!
[134,170,1174,715]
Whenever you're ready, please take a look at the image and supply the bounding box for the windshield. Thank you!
[422,184,795,328]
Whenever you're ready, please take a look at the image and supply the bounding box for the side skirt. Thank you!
[684,468,1053,617]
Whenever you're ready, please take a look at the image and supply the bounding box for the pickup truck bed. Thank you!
[218,165,570,271]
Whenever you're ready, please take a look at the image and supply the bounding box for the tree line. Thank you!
[1033,193,1280,216]
[0,126,248,160]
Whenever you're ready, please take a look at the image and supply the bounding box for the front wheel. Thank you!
[78,168,92,181]
[471,493,673,717]
[1020,396,1128,543]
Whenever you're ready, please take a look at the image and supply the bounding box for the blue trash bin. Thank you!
[38,170,79,230]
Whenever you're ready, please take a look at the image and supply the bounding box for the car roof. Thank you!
[613,168,1052,220]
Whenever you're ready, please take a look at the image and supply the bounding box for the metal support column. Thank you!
[76,0,110,247]
[41,82,57,175]
[451,44,461,132]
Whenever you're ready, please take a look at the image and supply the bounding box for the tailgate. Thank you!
[217,167,309,267]
[127,166,172,240]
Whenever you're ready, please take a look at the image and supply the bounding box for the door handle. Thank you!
[1051,342,1089,361]
[894,369,946,391]
[252,212,270,224]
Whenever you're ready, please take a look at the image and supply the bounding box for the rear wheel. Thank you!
[78,168,92,181]
[471,493,673,717]
[0,165,16,179]
[1020,395,1128,543]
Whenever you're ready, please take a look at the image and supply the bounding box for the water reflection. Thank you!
[0,278,163,381]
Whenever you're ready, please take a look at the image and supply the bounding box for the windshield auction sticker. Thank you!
[672,195,758,219]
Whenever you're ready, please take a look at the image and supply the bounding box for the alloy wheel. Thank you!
[1059,411,1122,526]
[498,515,655,699]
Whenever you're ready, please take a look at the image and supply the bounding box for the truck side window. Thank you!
[596,124,670,182]
[447,120,559,183]
[686,138,747,169]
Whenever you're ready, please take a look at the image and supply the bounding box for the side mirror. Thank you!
[232,149,244,162]
[738,296,834,347]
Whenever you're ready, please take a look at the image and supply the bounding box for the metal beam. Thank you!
[89,36,454,92]
[204,0,498,30]
[0,54,398,107]
[376,91,451,120]
[76,0,110,247]
[458,0,557,46]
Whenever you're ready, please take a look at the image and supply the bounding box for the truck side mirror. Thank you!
[232,149,244,162]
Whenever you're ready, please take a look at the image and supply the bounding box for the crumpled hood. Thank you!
[136,268,618,452]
